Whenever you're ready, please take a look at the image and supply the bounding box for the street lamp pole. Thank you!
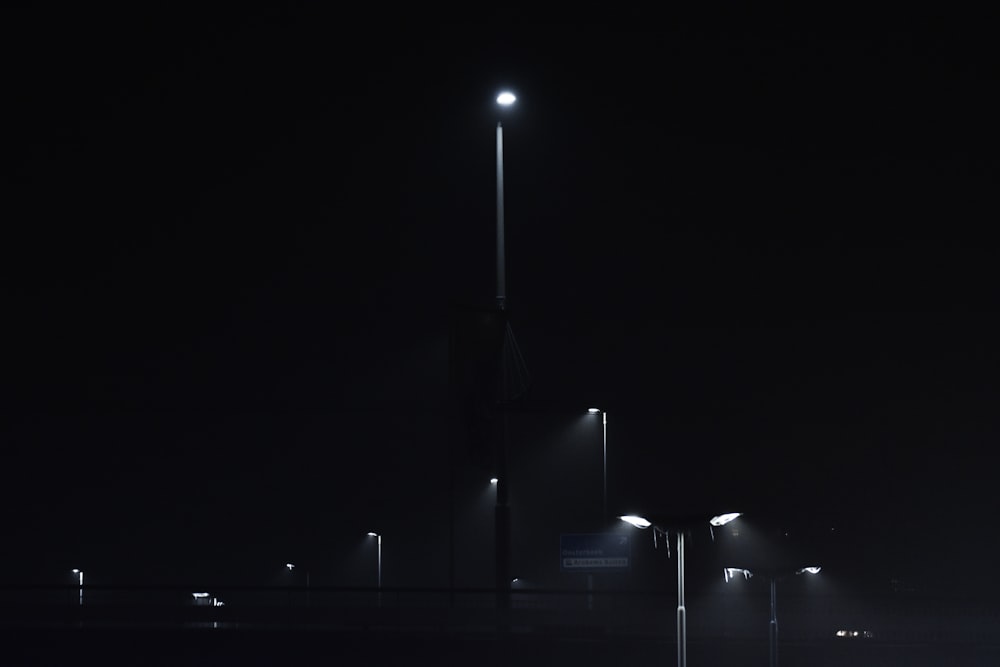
[496,91,514,311]
[724,565,821,667]
[676,531,686,667]
[285,563,310,605]
[769,576,778,667]
[602,411,607,521]
[496,119,506,312]
[72,569,83,606]
[587,408,608,521]
[494,90,515,613]
[622,513,741,667]
[367,532,382,606]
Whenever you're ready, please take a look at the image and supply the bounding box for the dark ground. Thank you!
[2,587,999,667]
[4,626,999,667]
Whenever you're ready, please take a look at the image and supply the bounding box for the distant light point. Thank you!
[496,92,516,106]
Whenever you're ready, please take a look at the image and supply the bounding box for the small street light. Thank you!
[71,569,83,606]
[587,408,608,520]
[367,532,382,606]
[284,562,310,605]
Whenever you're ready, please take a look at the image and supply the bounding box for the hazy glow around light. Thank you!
[496,92,516,105]
[710,512,742,526]
[620,515,652,529]
[588,408,601,414]
[490,478,498,484]
[798,566,822,574]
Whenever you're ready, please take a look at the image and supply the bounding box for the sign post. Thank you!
[560,533,630,610]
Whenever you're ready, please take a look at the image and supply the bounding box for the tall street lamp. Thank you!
[723,565,822,667]
[367,532,382,606]
[71,568,83,606]
[495,90,515,312]
[621,512,742,667]
[587,408,608,521]
[494,89,516,612]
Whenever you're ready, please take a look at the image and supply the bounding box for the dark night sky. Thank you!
[4,10,999,598]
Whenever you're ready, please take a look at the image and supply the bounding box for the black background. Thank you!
[4,9,998,598]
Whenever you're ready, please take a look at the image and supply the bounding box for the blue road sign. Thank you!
[560,533,631,571]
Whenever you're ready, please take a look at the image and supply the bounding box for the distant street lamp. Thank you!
[587,408,608,520]
[723,565,822,667]
[284,562,310,605]
[621,512,742,667]
[192,591,224,607]
[71,568,83,606]
[367,532,382,606]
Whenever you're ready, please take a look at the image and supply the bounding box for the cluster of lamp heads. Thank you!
[618,512,742,529]
[724,566,821,582]
[618,514,822,581]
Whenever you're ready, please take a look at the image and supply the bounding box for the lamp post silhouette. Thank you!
[724,565,822,667]
[71,569,83,606]
[367,532,382,606]
[621,512,742,667]
[284,563,310,605]
[495,90,514,313]
[493,89,530,612]
[587,408,608,520]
